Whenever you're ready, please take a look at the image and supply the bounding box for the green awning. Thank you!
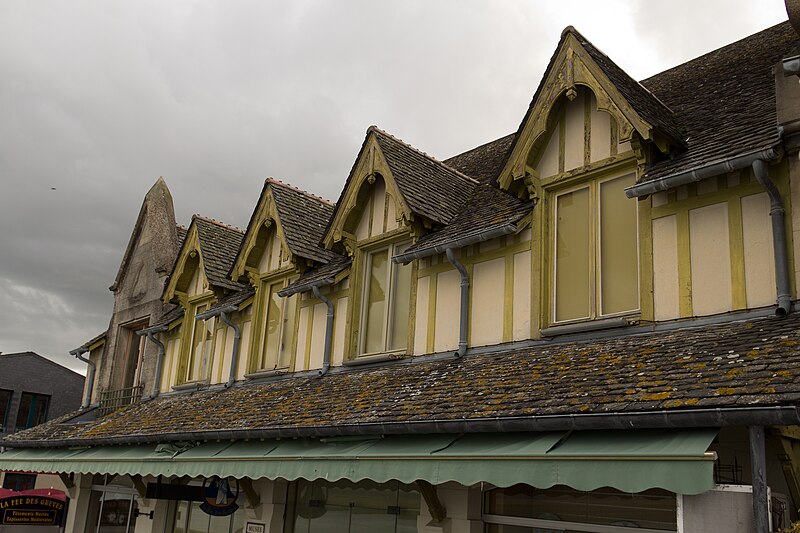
[0,429,717,495]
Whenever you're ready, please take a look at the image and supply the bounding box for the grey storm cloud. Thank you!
[0,0,788,372]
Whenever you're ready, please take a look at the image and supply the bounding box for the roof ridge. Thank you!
[192,214,245,234]
[444,132,516,163]
[367,125,479,185]
[267,178,334,207]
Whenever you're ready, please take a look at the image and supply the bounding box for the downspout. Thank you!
[217,309,241,389]
[445,248,469,357]
[137,325,167,400]
[311,285,334,376]
[752,159,792,315]
[69,347,95,409]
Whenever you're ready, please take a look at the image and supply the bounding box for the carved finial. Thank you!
[366,173,376,185]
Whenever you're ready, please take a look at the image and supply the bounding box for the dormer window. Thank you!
[257,279,297,370]
[552,172,638,323]
[359,241,412,355]
[187,303,214,381]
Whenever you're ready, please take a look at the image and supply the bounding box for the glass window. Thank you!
[259,279,297,370]
[172,500,245,533]
[85,476,140,533]
[484,484,676,532]
[15,392,49,430]
[2,473,36,491]
[289,479,420,533]
[0,389,11,432]
[552,173,638,323]
[360,242,412,355]
[187,303,214,381]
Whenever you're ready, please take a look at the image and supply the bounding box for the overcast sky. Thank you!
[0,1,790,373]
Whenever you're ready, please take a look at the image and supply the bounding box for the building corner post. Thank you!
[749,425,770,533]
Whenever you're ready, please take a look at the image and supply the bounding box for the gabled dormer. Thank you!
[230,179,338,375]
[495,27,686,334]
[162,215,245,386]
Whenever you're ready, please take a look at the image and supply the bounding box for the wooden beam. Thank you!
[415,480,446,525]
[131,475,147,499]
[57,473,74,490]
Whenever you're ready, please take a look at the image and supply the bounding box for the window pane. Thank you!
[600,174,639,315]
[555,188,591,321]
[15,392,49,430]
[363,249,389,354]
[388,244,412,352]
[279,292,298,369]
[189,305,213,381]
[261,283,282,369]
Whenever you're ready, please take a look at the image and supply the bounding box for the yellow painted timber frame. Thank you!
[649,161,795,318]
[248,266,298,374]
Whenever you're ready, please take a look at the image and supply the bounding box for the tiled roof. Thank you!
[370,127,478,225]
[640,21,800,182]
[280,256,352,295]
[176,224,188,246]
[206,287,256,315]
[71,330,107,353]
[193,216,247,292]
[567,27,684,147]
[403,185,531,256]
[443,133,516,184]
[9,312,800,446]
[149,305,184,330]
[268,180,340,264]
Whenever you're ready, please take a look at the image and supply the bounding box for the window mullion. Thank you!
[591,180,600,319]
[382,248,393,351]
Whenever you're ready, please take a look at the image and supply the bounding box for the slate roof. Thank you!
[206,287,256,315]
[443,133,516,184]
[280,256,352,296]
[640,21,800,182]
[176,224,188,246]
[403,185,532,257]
[8,311,800,447]
[267,180,340,264]
[71,330,107,353]
[148,305,184,330]
[193,216,247,292]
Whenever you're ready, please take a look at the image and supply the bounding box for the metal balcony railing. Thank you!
[97,385,143,417]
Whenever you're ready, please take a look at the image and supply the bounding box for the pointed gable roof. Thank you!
[370,127,478,225]
[193,216,246,291]
[444,133,516,184]
[268,180,338,264]
[499,26,685,188]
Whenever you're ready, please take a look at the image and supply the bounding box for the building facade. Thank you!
[3,19,800,533]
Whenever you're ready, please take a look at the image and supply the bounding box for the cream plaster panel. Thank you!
[34,474,67,492]
[434,269,460,352]
[332,297,348,366]
[480,237,502,253]
[309,302,327,370]
[537,123,560,179]
[617,138,632,154]
[471,258,505,346]
[371,179,386,237]
[296,307,311,371]
[652,215,680,321]
[238,321,251,379]
[269,233,282,271]
[355,196,371,241]
[564,91,585,171]
[696,178,718,196]
[690,203,732,316]
[188,266,205,297]
[211,327,225,384]
[652,192,668,207]
[590,94,611,163]
[517,228,532,243]
[513,251,532,341]
[258,233,272,272]
[742,192,776,308]
[414,275,430,355]
[386,194,398,231]
[163,338,180,391]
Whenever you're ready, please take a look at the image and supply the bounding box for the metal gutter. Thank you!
[68,347,95,409]
[5,405,799,448]
[752,159,792,315]
[278,277,335,298]
[625,146,781,198]
[393,224,517,264]
[137,325,168,400]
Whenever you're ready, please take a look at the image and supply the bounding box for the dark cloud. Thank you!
[0,0,788,371]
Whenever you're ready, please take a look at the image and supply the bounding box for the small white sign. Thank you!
[246,522,266,533]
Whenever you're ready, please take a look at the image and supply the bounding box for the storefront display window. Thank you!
[288,479,420,533]
[172,500,245,533]
[84,476,139,533]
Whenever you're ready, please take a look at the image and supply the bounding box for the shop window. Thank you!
[552,173,639,323]
[187,303,215,382]
[359,242,412,355]
[85,475,139,533]
[287,479,420,533]
[483,484,676,532]
[172,500,245,533]
[0,389,11,432]
[2,472,36,491]
[258,279,297,370]
[14,392,49,430]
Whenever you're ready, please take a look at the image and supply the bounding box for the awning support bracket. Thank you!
[416,480,447,525]
[58,472,74,490]
[240,477,261,508]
